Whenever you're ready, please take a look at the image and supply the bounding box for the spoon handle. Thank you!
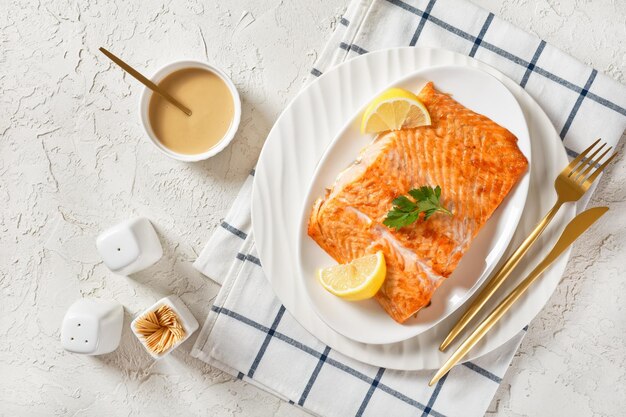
[99,47,192,116]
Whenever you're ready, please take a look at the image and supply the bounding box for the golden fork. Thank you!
[430,206,608,385]
[440,139,617,351]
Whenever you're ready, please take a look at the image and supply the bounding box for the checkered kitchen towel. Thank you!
[191,1,626,416]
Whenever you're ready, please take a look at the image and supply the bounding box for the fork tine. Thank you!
[575,146,612,183]
[565,138,601,174]
[569,142,607,178]
[582,152,618,187]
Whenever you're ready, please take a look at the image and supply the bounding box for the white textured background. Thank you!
[0,0,623,416]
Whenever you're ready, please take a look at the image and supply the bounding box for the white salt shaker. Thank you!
[61,299,124,355]
[96,217,163,276]
[131,295,199,359]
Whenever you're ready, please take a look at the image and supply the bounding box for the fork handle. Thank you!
[439,199,564,351]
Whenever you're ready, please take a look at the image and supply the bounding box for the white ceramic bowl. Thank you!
[139,60,241,162]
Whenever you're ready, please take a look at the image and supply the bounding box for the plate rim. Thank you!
[295,63,532,344]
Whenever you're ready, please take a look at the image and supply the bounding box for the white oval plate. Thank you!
[297,65,531,344]
[252,47,574,370]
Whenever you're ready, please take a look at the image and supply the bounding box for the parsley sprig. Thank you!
[383,186,452,230]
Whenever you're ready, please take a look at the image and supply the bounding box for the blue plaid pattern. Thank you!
[192,1,625,416]
[320,0,625,121]
[196,234,516,417]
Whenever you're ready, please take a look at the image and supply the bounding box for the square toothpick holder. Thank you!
[131,295,199,359]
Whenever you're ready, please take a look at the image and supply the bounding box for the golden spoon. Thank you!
[99,47,192,116]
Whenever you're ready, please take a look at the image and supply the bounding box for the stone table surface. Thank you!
[0,0,624,416]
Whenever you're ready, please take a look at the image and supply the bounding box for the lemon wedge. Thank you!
[318,251,386,301]
[361,87,431,134]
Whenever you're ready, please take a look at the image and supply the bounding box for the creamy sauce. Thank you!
[148,68,234,155]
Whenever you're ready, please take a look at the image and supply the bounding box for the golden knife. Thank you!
[429,206,608,386]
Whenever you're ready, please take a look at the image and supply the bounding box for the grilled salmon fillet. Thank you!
[308,82,528,323]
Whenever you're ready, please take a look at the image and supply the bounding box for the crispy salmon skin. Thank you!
[308,82,528,324]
